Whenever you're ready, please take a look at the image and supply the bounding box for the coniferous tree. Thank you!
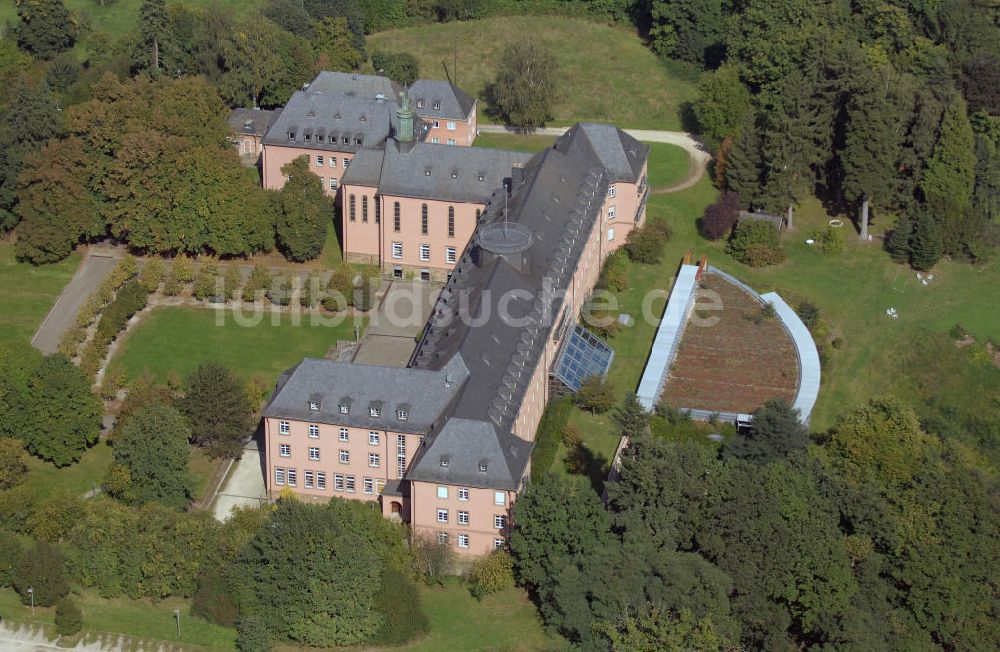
[724,115,765,206]
[722,398,808,464]
[612,392,650,437]
[909,209,943,271]
[136,0,172,74]
[15,0,77,59]
[921,96,977,211]
[180,363,255,459]
[885,216,913,263]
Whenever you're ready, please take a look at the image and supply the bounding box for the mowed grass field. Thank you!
[368,16,701,130]
[107,305,364,385]
[0,242,80,345]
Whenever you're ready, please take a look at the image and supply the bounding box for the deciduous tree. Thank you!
[109,402,192,508]
[722,398,808,464]
[13,540,69,607]
[23,353,101,466]
[312,16,363,72]
[275,156,331,262]
[491,38,558,131]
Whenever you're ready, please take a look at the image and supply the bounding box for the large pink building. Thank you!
[263,124,649,556]
[259,72,477,198]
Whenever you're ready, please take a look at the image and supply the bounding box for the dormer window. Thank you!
[308,400,320,411]
[478,461,488,473]
[451,169,458,179]
[432,100,441,110]
[339,404,349,415]
[396,409,408,421]
[287,131,296,140]
[304,133,311,142]
[355,137,362,145]
[477,172,485,182]
[343,136,349,144]
[369,407,381,418]
[440,456,449,468]
[359,114,367,122]
[424,168,431,176]
[316,134,324,142]
[416,99,425,108]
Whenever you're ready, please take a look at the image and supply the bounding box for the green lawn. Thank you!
[369,16,701,130]
[395,579,564,652]
[0,242,80,346]
[0,587,236,650]
[474,131,557,153]
[107,305,364,385]
[22,442,113,502]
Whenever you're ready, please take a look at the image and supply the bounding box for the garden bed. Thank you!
[661,273,799,414]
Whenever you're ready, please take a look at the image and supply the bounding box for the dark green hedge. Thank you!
[530,397,573,476]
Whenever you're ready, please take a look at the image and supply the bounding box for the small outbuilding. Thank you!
[227,108,278,165]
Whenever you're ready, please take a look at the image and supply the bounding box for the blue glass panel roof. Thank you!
[554,325,615,392]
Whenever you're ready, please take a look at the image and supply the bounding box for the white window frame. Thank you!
[458,510,469,525]
[335,474,345,491]
[608,206,616,221]
[287,468,297,486]
[329,157,337,168]
[364,477,374,495]
[317,472,327,489]
[457,533,469,548]
[608,185,616,198]
[279,444,290,458]
[447,138,456,145]
[608,227,616,242]
[339,450,350,464]
[308,424,319,438]
[392,242,403,259]
[369,406,381,418]
[339,404,349,415]
[339,428,349,442]
[437,509,449,523]
[329,178,337,191]
[437,532,448,545]
[316,155,323,166]
[437,486,448,499]
[458,487,469,501]
[432,120,440,128]
[369,432,380,446]
[304,470,314,488]
[494,514,506,529]
[279,421,289,435]
[308,447,320,461]
[446,247,456,264]
[447,121,456,130]
[274,467,285,485]
[345,475,355,492]
[494,491,505,506]
[494,537,504,551]
[343,157,350,168]
[369,452,380,468]
[420,244,430,262]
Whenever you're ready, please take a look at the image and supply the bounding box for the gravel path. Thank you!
[31,251,120,354]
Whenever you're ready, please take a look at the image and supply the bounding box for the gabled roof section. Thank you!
[555,122,648,183]
[340,149,385,188]
[373,140,532,204]
[263,355,469,434]
[406,418,531,490]
[227,108,277,136]
[409,79,476,120]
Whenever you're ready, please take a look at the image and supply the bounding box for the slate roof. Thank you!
[262,72,405,152]
[342,140,532,204]
[228,108,277,136]
[405,418,532,490]
[263,355,469,435]
[554,122,648,182]
[409,79,476,120]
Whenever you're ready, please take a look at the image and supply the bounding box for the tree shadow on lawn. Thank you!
[564,443,609,495]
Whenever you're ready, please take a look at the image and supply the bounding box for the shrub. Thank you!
[0,532,22,586]
[172,257,195,283]
[411,532,454,584]
[95,280,147,346]
[814,225,844,255]
[470,551,514,599]
[191,571,237,627]
[0,485,35,533]
[796,301,820,331]
[242,266,272,303]
[625,221,669,264]
[575,375,615,413]
[192,261,220,301]
[162,272,182,297]
[223,267,241,302]
[0,438,29,490]
[352,273,378,311]
[139,258,164,293]
[373,568,430,644]
[300,275,320,308]
[760,302,776,321]
[699,191,742,240]
[267,275,293,306]
[726,219,785,267]
[599,249,629,292]
[13,540,69,607]
[530,397,573,476]
[55,596,83,636]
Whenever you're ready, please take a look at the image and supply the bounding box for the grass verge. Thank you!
[0,242,80,346]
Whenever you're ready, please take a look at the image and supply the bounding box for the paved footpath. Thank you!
[477,125,711,192]
[30,250,120,355]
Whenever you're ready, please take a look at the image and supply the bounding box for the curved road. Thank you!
[477,125,711,192]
